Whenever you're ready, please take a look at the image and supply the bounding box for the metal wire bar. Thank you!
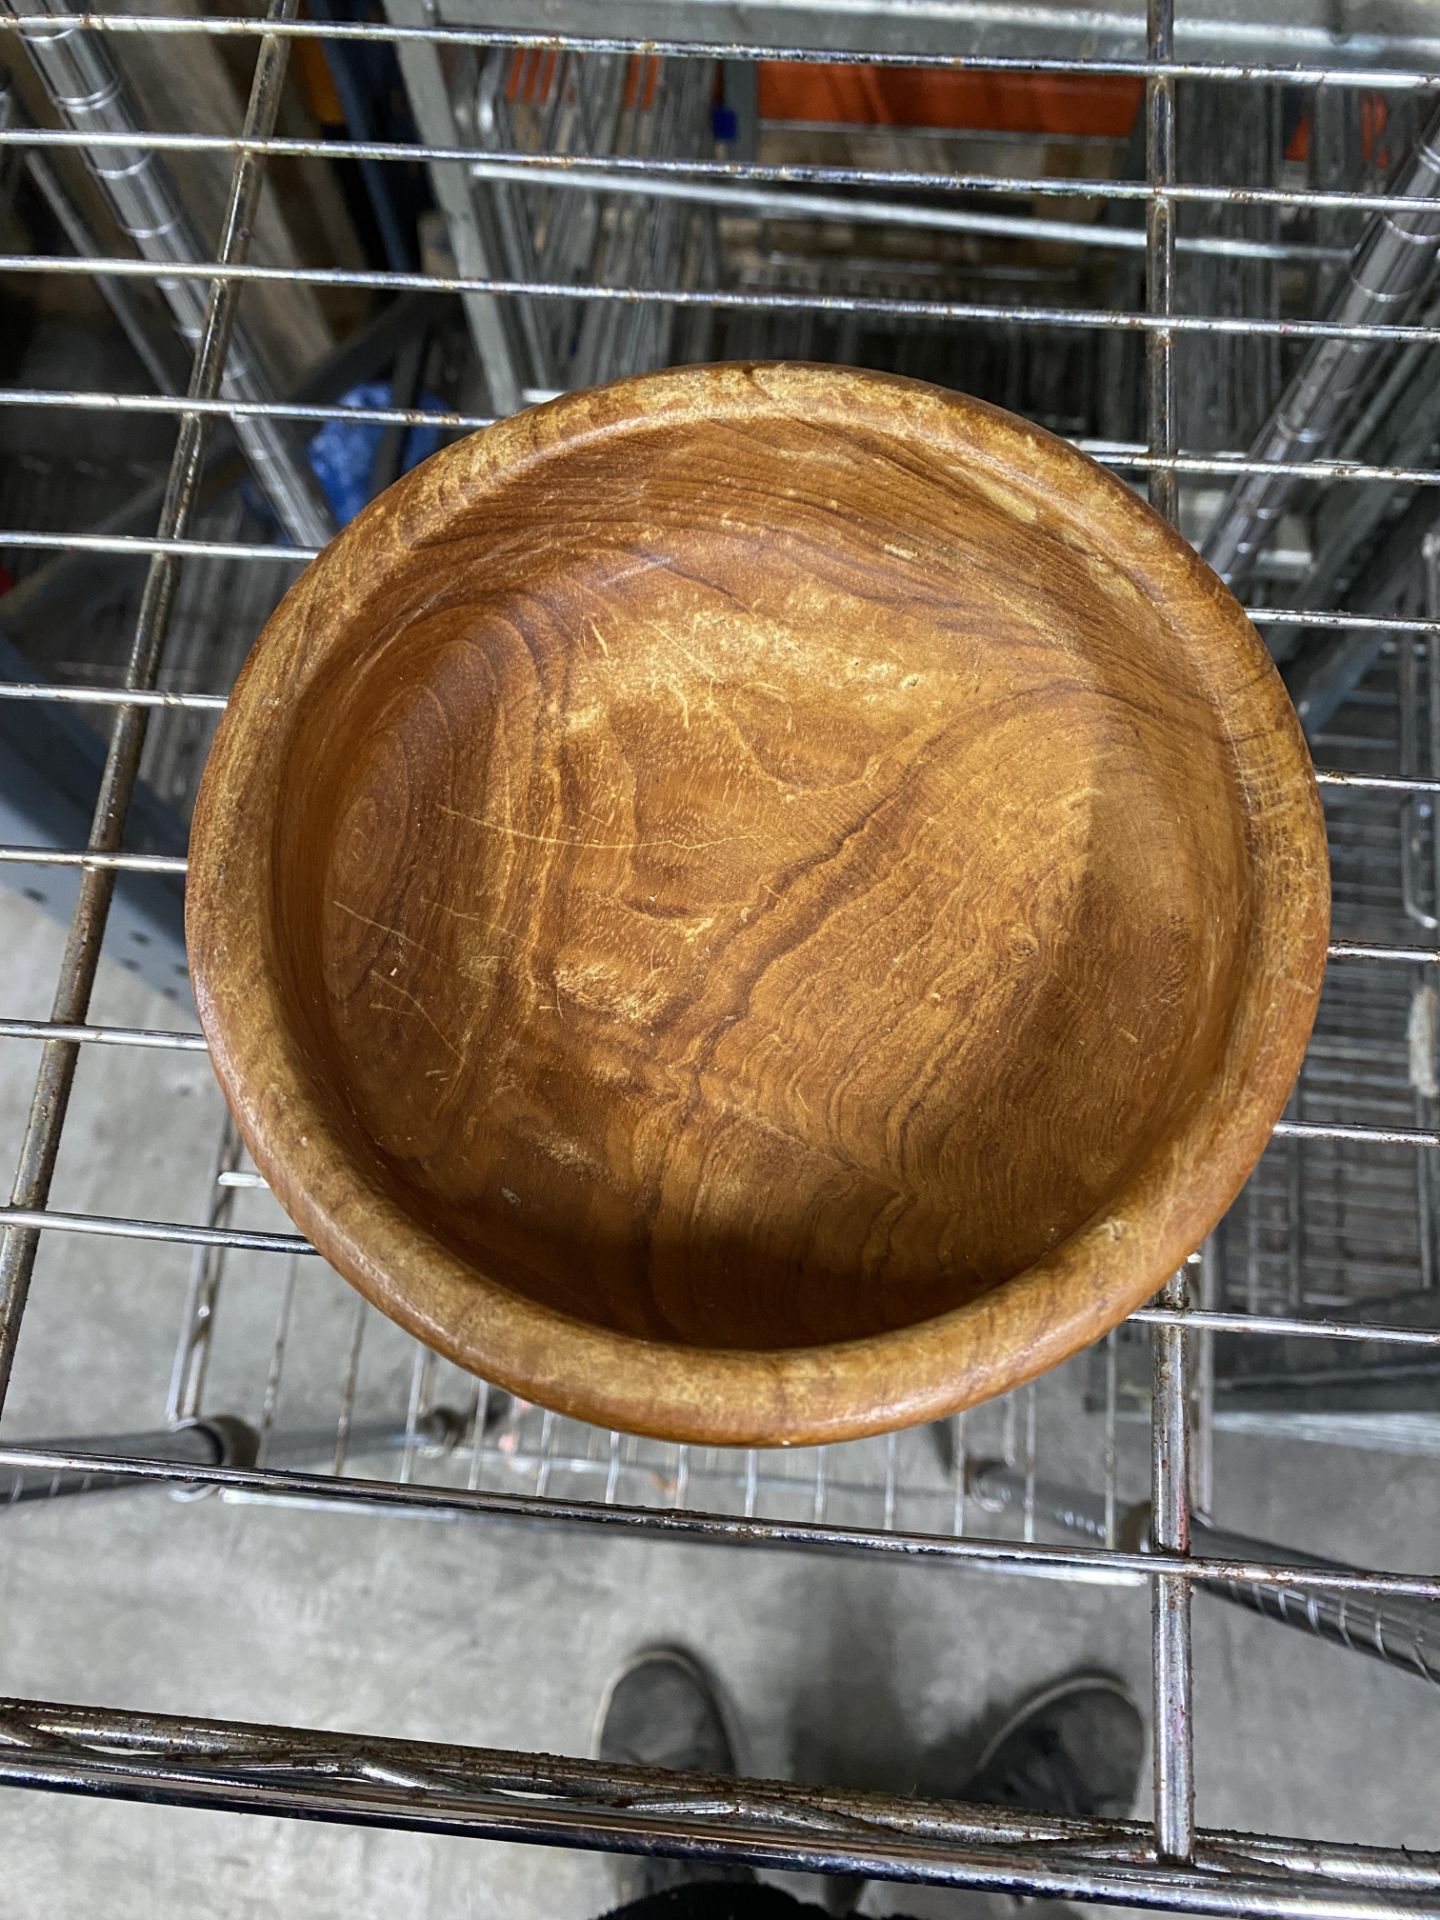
[0,1748,1419,1916]
[462,159,1334,264]
[2,1199,1435,1351]
[1100,453,1440,485]
[0,681,229,711]
[13,126,1440,223]
[0,1702,1431,1914]
[253,1258,297,1467]
[11,529,1440,646]
[13,1701,1440,1888]
[1272,1119,1440,1145]
[0,1695,1386,1876]
[1327,941,1440,962]
[1152,1266,1195,1857]
[899,1304,1408,1343]
[0,850,189,872]
[1123,1309,1440,1344]
[1251,612,1440,632]
[13,254,1440,346]
[1144,0,1194,1858]
[0,15,1437,94]
[0,387,495,432]
[9,840,1440,897]
[332,1297,367,1476]
[14,764,1440,898]
[9,926,1432,1053]
[0,1208,314,1255]
[0,531,304,562]
[1,1444,1438,1599]
[0,948,1436,1059]
[0,848,190,872]
[14,393,1440,490]
[0,1021,207,1051]
[1,1421,224,1505]
[1318,770,1440,793]
[1103,1332,1120,1546]
[0,0,305,1421]
[165,1116,242,1424]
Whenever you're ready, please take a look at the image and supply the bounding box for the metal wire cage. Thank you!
[0,0,1438,1910]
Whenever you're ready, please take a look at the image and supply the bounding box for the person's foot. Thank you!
[963,1673,1145,1821]
[595,1647,754,1906]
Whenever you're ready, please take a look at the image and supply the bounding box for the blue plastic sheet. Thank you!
[306,380,446,527]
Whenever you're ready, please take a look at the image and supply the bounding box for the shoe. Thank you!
[595,1647,754,1906]
[963,1674,1145,1822]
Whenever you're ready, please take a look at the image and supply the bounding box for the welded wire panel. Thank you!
[0,4,1438,1907]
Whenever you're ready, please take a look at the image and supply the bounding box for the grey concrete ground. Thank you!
[0,886,1436,1918]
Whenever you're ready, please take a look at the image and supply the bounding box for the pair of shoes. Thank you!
[596,1650,1144,1909]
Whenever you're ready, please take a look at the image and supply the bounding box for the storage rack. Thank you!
[0,0,1439,1910]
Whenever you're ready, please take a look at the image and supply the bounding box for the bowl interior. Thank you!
[268,394,1251,1353]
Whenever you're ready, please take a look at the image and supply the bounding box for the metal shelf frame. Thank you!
[0,0,1438,1910]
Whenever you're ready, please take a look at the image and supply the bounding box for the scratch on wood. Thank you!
[370,975,465,1067]
[332,898,443,964]
[438,802,725,855]
[425,898,516,941]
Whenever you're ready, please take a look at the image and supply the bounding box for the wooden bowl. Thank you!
[188,363,1329,1448]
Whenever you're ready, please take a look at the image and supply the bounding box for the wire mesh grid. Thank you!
[0,0,1438,1908]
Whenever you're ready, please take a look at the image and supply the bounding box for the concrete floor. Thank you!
[0,886,1436,1918]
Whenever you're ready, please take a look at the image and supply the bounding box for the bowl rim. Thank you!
[187,361,1331,1448]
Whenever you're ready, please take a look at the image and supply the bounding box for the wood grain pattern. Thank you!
[187,363,1330,1447]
